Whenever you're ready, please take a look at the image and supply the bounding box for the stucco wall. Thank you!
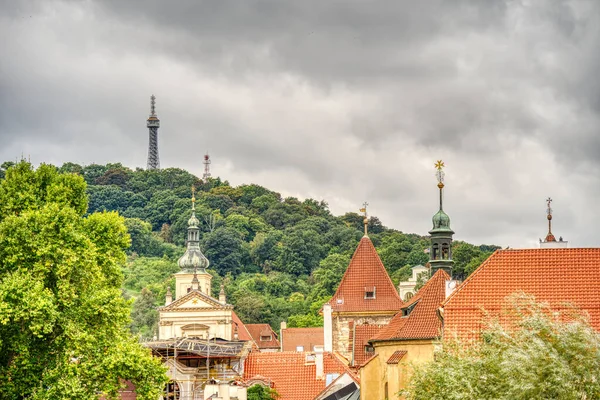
[360,340,436,400]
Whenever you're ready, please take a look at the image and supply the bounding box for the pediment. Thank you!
[160,290,228,311]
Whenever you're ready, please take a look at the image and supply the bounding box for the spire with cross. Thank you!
[359,201,369,236]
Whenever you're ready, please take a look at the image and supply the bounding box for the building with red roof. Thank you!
[246,323,280,352]
[323,227,403,360]
[280,326,324,352]
[442,248,600,340]
[360,270,451,399]
[243,349,357,400]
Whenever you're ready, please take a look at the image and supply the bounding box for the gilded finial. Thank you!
[359,202,369,236]
[435,160,445,189]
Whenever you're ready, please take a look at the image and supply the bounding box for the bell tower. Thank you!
[429,160,454,276]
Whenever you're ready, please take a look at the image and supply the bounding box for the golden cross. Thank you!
[434,160,445,170]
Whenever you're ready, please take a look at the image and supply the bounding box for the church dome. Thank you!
[178,243,210,271]
[430,209,453,233]
[188,211,200,228]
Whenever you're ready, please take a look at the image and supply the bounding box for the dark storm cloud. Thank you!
[1,0,599,247]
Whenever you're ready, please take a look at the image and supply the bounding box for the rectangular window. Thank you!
[260,335,271,341]
[364,287,376,299]
[296,346,304,352]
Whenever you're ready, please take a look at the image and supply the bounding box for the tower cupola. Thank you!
[177,188,210,272]
[429,160,454,277]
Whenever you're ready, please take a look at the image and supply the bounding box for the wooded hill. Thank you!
[0,161,498,338]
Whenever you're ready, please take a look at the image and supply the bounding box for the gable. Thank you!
[329,237,403,313]
[160,289,227,311]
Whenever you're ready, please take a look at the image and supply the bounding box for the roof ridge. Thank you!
[329,236,403,312]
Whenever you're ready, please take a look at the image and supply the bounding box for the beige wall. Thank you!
[159,308,233,340]
[175,271,213,299]
[360,340,435,400]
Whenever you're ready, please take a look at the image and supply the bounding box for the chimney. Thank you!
[314,345,324,380]
[323,303,333,352]
[165,287,172,306]
[280,321,287,351]
[219,284,226,304]
[445,280,459,299]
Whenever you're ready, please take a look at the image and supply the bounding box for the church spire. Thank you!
[177,187,210,272]
[545,197,556,242]
[429,160,454,277]
[359,202,369,237]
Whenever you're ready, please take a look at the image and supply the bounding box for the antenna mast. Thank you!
[203,153,212,180]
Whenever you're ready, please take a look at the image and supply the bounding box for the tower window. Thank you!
[364,287,376,299]
[442,243,449,260]
[432,244,439,260]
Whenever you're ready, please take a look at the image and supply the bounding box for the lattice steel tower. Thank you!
[146,94,161,170]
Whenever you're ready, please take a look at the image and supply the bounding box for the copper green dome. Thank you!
[188,211,200,228]
[430,209,454,234]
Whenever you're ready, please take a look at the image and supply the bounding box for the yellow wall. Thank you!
[360,339,435,400]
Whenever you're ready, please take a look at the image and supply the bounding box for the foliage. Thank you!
[0,162,166,400]
[404,293,600,400]
[10,161,496,334]
[247,384,280,400]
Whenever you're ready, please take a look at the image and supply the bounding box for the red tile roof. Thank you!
[443,248,600,340]
[281,327,324,352]
[328,236,403,313]
[246,324,280,350]
[350,324,385,366]
[231,311,253,341]
[386,350,408,364]
[373,270,450,341]
[243,351,353,400]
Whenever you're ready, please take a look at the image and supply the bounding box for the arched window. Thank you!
[432,244,439,260]
[163,381,180,400]
[442,243,449,260]
[404,292,414,302]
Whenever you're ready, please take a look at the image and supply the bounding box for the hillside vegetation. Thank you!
[0,161,498,338]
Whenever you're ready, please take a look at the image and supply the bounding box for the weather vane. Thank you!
[359,202,369,236]
[435,160,445,188]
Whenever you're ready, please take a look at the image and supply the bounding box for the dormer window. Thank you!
[365,344,375,354]
[402,300,419,317]
[364,286,376,299]
[260,335,272,342]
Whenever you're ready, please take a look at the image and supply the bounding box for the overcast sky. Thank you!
[2,0,599,248]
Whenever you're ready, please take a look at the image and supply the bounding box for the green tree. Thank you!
[247,384,279,400]
[404,294,600,400]
[202,227,248,275]
[131,288,158,339]
[0,162,167,399]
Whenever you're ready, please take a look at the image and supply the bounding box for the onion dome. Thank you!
[177,188,210,272]
[431,209,453,233]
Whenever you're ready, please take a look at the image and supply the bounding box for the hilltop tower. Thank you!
[429,160,454,276]
[146,95,160,170]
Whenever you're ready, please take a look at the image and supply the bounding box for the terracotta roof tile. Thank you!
[373,270,450,341]
[329,237,403,313]
[281,327,324,352]
[243,351,353,400]
[386,350,408,364]
[246,324,280,350]
[231,311,253,341]
[350,324,385,365]
[443,248,600,340]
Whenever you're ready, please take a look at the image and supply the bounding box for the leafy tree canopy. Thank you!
[0,162,166,400]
